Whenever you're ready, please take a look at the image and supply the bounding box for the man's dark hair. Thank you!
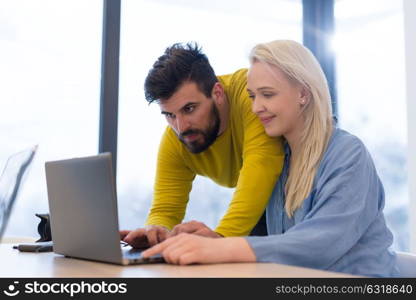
[144,42,218,103]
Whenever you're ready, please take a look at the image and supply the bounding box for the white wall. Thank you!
[403,0,416,252]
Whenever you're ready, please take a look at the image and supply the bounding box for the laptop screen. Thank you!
[0,145,37,240]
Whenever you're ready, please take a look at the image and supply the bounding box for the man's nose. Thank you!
[175,116,191,134]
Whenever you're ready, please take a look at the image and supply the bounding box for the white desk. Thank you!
[0,244,354,278]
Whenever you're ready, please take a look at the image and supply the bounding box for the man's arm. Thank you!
[145,127,196,229]
[215,70,285,236]
[216,119,284,236]
[122,128,196,248]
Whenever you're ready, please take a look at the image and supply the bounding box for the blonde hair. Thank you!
[249,40,333,217]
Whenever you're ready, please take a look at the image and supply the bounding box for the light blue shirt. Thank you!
[246,128,398,277]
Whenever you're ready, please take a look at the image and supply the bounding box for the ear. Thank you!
[298,86,310,106]
[211,82,225,105]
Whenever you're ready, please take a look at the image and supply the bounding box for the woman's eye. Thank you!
[263,93,274,98]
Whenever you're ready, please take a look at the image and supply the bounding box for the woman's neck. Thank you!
[285,131,302,160]
[284,114,306,160]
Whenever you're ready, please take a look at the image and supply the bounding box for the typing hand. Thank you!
[120,225,169,248]
[168,220,221,238]
[142,233,256,265]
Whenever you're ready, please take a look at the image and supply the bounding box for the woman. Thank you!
[142,40,398,277]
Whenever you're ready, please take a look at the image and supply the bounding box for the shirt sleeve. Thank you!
[145,128,196,229]
[215,70,285,236]
[245,135,385,269]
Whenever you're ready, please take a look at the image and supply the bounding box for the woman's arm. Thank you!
[142,233,256,265]
[246,134,387,270]
[144,134,387,269]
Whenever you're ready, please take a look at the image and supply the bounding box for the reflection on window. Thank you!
[117,0,302,230]
[334,0,408,250]
[0,0,102,237]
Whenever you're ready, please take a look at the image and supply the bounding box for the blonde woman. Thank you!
[142,40,398,277]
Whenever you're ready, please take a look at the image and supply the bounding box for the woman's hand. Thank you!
[142,233,256,265]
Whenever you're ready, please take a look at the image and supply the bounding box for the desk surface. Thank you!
[0,244,354,278]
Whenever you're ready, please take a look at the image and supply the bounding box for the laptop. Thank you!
[0,145,38,241]
[45,152,164,265]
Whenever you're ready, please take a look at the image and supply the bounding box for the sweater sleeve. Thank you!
[245,136,385,270]
[145,128,196,229]
[215,70,285,236]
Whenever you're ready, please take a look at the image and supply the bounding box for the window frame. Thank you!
[404,0,416,252]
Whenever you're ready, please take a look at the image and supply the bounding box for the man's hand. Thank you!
[142,233,256,265]
[169,220,221,238]
[120,225,169,248]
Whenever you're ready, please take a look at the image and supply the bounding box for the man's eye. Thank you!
[184,106,195,113]
[165,113,175,119]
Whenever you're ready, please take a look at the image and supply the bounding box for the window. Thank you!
[0,0,102,237]
[117,0,302,230]
[334,0,408,250]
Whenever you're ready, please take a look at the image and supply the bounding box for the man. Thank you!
[122,43,284,248]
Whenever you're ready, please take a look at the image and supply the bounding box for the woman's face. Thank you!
[247,61,307,140]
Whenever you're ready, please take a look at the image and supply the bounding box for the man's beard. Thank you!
[178,103,221,154]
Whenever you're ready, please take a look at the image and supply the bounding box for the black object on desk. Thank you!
[13,241,53,252]
[12,213,53,252]
[35,213,52,242]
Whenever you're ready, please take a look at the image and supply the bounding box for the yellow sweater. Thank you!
[146,69,284,236]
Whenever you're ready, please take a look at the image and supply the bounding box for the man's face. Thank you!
[159,81,220,153]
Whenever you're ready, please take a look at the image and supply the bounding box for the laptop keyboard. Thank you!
[122,247,143,259]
